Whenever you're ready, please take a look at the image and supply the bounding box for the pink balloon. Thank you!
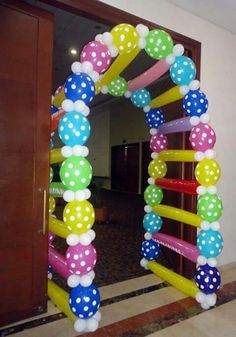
[48,231,55,245]
[66,243,97,275]
[80,41,111,73]
[189,123,216,151]
[48,246,71,279]
[150,133,168,153]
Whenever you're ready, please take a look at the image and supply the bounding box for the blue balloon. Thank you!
[145,108,165,128]
[197,229,223,258]
[170,56,196,86]
[183,90,208,117]
[48,265,53,273]
[141,239,160,261]
[69,284,100,319]
[64,72,95,104]
[194,264,221,294]
[143,212,163,234]
[58,111,90,146]
[131,89,151,108]
[51,105,58,115]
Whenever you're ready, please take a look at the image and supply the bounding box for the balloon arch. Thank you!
[49,23,223,333]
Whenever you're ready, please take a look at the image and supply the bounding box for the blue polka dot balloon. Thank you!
[143,212,163,234]
[197,229,223,258]
[64,72,95,104]
[194,264,221,294]
[145,108,165,128]
[58,111,90,146]
[141,239,160,260]
[131,89,151,108]
[183,90,208,117]
[51,105,58,115]
[170,56,196,86]
[69,284,100,319]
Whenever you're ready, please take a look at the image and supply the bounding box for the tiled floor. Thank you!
[1,265,236,337]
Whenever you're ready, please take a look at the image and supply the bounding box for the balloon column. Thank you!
[49,22,223,331]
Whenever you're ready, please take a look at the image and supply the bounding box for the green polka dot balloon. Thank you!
[145,29,173,59]
[63,200,95,235]
[197,193,223,222]
[60,156,92,191]
[144,185,163,206]
[108,76,128,97]
[50,167,54,183]
[148,158,167,179]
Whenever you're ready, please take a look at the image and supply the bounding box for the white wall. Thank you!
[100,0,236,266]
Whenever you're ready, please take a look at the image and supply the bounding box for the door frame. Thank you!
[40,0,201,277]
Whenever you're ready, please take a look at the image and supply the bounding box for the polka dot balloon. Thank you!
[107,76,128,97]
[60,156,92,191]
[80,40,111,73]
[150,133,168,153]
[66,243,97,275]
[195,159,221,187]
[145,29,173,59]
[69,284,100,319]
[197,193,223,222]
[63,200,95,235]
[148,158,167,179]
[183,90,208,117]
[64,73,95,104]
[141,239,160,260]
[111,23,139,54]
[170,56,196,86]
[194,264,221,294]
[145,108,165,128]
[144,185,163,206]
[58,112,90,147]
[143,211,163,234]
[189,123,216,152]
[197,229,223,258]
[131,88,151,108]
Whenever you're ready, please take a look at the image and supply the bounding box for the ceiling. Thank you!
[166,0,236,35]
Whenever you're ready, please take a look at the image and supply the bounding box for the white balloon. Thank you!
[88,229,96,241]
[138,37,146,49]
[151,152,158,159]
[74,99,86,113]
[194,151,205,161]
[75,190,86,201]
[48,272,52,280]
[84,188,91,199]
[63,190,75,202]
[89,70,100,83]
[81,61,93,74]
[62,99,74,112]
[190,116,200,126]
[140,258,148,268]
[207,257,217,267]
[95,34,102,42]
[71,61,82,74]
[197,255,207,266]
[211,221,220,231]
[200,221,210,230]
[196,185,207,195]
[173,44,184,56]
[80,233,92,246]
[72,145,83,156]
[61,146,73,158]
[80,274,93,287]
[179,85,189,96]
[189,80,200,91]
[124,90,131,98]
[101,85,108,94]
[88,270,95,280]
[109,45,118,58]
[136,24,149,37]
[93,310,101,322]
[74,318,86,332]
[144,232,152,240]
[207,185,217,195]
[205,149,215,159]
[143,105,151,113]
[200,113,210,124]
[102,32,113,45]
[150,128,157,135]
[144,205,152,213]
[201,301,210,310]
[165,54,176,65]
[86,318,99,332]
[66,233,80,246]
[67,274,80,288]
[81,105,90,117]
[148,178,155,185]
[195,291,205,303]
[206,293,217,306]
[82,146,89,157]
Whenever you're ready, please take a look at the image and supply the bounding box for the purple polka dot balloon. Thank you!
[189,123,216,151]
[150,133,168,153]
[194,264,221,294]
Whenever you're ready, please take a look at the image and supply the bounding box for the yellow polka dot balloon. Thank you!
[148,158,167,179]
[63,200,95,235]
[49,196,55,215]
[195,159,221,186]
[111,23,139,54]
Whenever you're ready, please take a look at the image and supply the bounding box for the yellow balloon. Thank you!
[63,200,95,235]
[111,23,139,54]
[48,279,76,321]
[147,261,199,298]
[195,159,221,186]
[49,216,70,238]
[150,86,184,108]
[50,148,64,164]
[148,158,167,179]
[153,204,202,227]
[49,196,55,215]
[159,150,196,162]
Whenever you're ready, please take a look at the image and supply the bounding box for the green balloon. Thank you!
[108,76,128,97]
[144,185,163,206]
[60,156,92,191]
[50,167,54,183]
[145,29,173,59]
[197,193,223,222]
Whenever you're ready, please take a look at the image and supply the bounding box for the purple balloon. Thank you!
[158,116,192,134]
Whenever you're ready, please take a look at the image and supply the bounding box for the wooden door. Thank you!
[0,0,53,326]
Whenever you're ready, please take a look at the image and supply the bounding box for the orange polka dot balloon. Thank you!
[195,159,221,186]
[111,24,139,54]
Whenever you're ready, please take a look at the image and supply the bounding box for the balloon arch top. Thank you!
[49,23,223,333]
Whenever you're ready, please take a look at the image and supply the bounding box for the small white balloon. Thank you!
[179,85,189,96]
[66,234,80,246]
[101,85,108,94]
[144,232,152,240]
[189,80,200,91]
[207,185,217,195]
[196,185,207,195]
[102,32,113,45]
[62,99,74,112]
[140,258,148,268]
[74,99,86,113]
[74,318,86,332]
[71,61,82,74]
[95,34,103,42]
[150,128,157,135]
[143,105,151,113]
[80,274,93,287]
[88,229,96,241]
[48,272,52,280]
[124,90,131,98]
[190,116,200,126]
[75,190,86,201]
[211,221,220,231]
[151,152,158,159]
[205,149,215,159]
[197,255,207,266]
[194,151,205,162]
[86,318,99,332]
[67,274,80,288]
[195,291,205,303]
[89,71,100,83]
[81,61,93,74]
[173,44,184,56]
[144,205,152,213]
[108,45,119,58]
[63,190,75,202]
[81,105,90,117]
[200,221,210,230]
[93,310,101,322]
[201,301,210,310]
[207,257,217,267]
[148,177,155,185]
[84,188,91,199]
[80,233,92,246]
[165,54,176,65]
[200,113,210,124]
[61,146,73,158]
[82,146,89,157]
[136,24,149,37]
[138,37,146,49]
[72,144,83,156]
[88,270,95,280]
[205,293,217,306]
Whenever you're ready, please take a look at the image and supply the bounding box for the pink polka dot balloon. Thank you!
[189,123,216,151]
[80,41,111,74]
[66,243,97,275]
[150,133,168,153]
